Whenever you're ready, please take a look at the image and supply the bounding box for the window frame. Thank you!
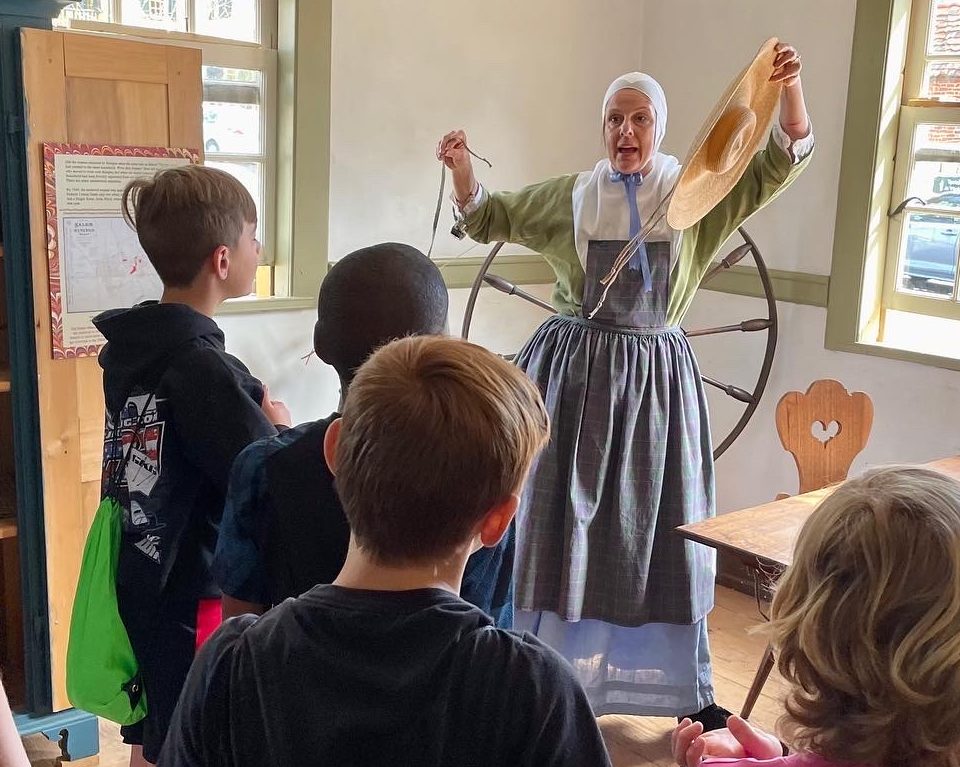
[826,0,960,371]
[198,42,278,270]
[885,0,960,324]
[883,105,960,321]
[55,0,305,306]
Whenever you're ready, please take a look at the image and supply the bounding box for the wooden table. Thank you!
[678,455,960,570]
[677,455,960,719]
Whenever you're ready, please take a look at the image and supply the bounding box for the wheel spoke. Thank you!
[684,318,772,338]
[701,243,753,283]
[701,375,755,404]
[483,274,555,313]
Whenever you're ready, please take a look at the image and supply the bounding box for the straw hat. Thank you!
[666,37,783,230]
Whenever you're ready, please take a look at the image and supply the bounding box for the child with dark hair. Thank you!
[213,242,515,625]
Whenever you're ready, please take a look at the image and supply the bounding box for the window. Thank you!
[827,0,960,368]
[55,0,279,298]
[888,0,960,322]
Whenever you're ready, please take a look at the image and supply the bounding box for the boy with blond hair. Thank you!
[673,465,960,767]
[161,336,612,766]
[94,165,290,766]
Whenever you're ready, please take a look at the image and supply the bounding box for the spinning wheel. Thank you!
[460,226,778,461]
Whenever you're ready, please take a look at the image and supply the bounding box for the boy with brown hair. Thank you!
[160,336,612,766]
[93,165,290,766]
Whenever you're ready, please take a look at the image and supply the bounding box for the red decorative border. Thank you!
[42,143,200,360]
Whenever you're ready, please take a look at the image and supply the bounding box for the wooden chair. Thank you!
[776,379,874,496]
[740,379,873,719]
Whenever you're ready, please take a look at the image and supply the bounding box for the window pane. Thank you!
[120,0,186,32]
[884,309,960,356]
[905,123,960,203]
[922,61,960,101]
[195,0,259,43]
[897,211,959,297]
[927,0,960,55]
[202,67,262,155]
[56,0,113,24]
[206,159,263,229]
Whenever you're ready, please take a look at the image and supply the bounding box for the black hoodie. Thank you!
[160,586,613,766]
[94,302,278,610]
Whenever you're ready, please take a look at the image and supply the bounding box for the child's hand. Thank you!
[672,716,783,767]
[261,385,292,427]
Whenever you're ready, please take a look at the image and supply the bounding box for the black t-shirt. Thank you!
[159,586,611,767]
[264,417,351,600]
[213,418,517,626]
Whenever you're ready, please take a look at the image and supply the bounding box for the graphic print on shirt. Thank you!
[102,392,167,565]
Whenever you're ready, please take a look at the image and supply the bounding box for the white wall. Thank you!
[220,0,647,418]
[686,295,960,513]
[217,286,551,423]
[227,0,960,517]
[328,0,646,260]
[218,309,338,422]
[641,0,854,275]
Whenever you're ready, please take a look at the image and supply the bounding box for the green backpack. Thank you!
[66,393,155,725]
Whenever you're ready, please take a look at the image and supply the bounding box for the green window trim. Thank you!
[273,0,331,303]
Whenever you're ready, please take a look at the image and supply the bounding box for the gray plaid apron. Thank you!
[514,238,716,626]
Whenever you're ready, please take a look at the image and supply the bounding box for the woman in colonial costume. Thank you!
[438,40,812,730]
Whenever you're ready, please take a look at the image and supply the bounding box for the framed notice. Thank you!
[42,143,200,359]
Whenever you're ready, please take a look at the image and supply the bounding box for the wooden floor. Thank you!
[73,587,786,767]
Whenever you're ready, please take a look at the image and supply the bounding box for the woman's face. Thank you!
[604,89,656,175]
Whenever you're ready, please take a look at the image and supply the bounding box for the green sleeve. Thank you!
[465,175,584,316]
[667,132,813,325]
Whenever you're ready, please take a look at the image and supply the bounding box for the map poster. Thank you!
[42,143,200,359]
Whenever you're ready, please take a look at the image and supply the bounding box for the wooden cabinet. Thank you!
[22,26,202,716]
[0,1,73,728]
[0,3,203,759]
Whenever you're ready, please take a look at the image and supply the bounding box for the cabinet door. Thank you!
[21,28,201,710]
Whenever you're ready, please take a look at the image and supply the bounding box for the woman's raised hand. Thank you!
[771,42,802,87]
[437,130,472,171]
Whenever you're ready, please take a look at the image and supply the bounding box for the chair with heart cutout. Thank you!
[774,378,874,496]
[739,378,874,719]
